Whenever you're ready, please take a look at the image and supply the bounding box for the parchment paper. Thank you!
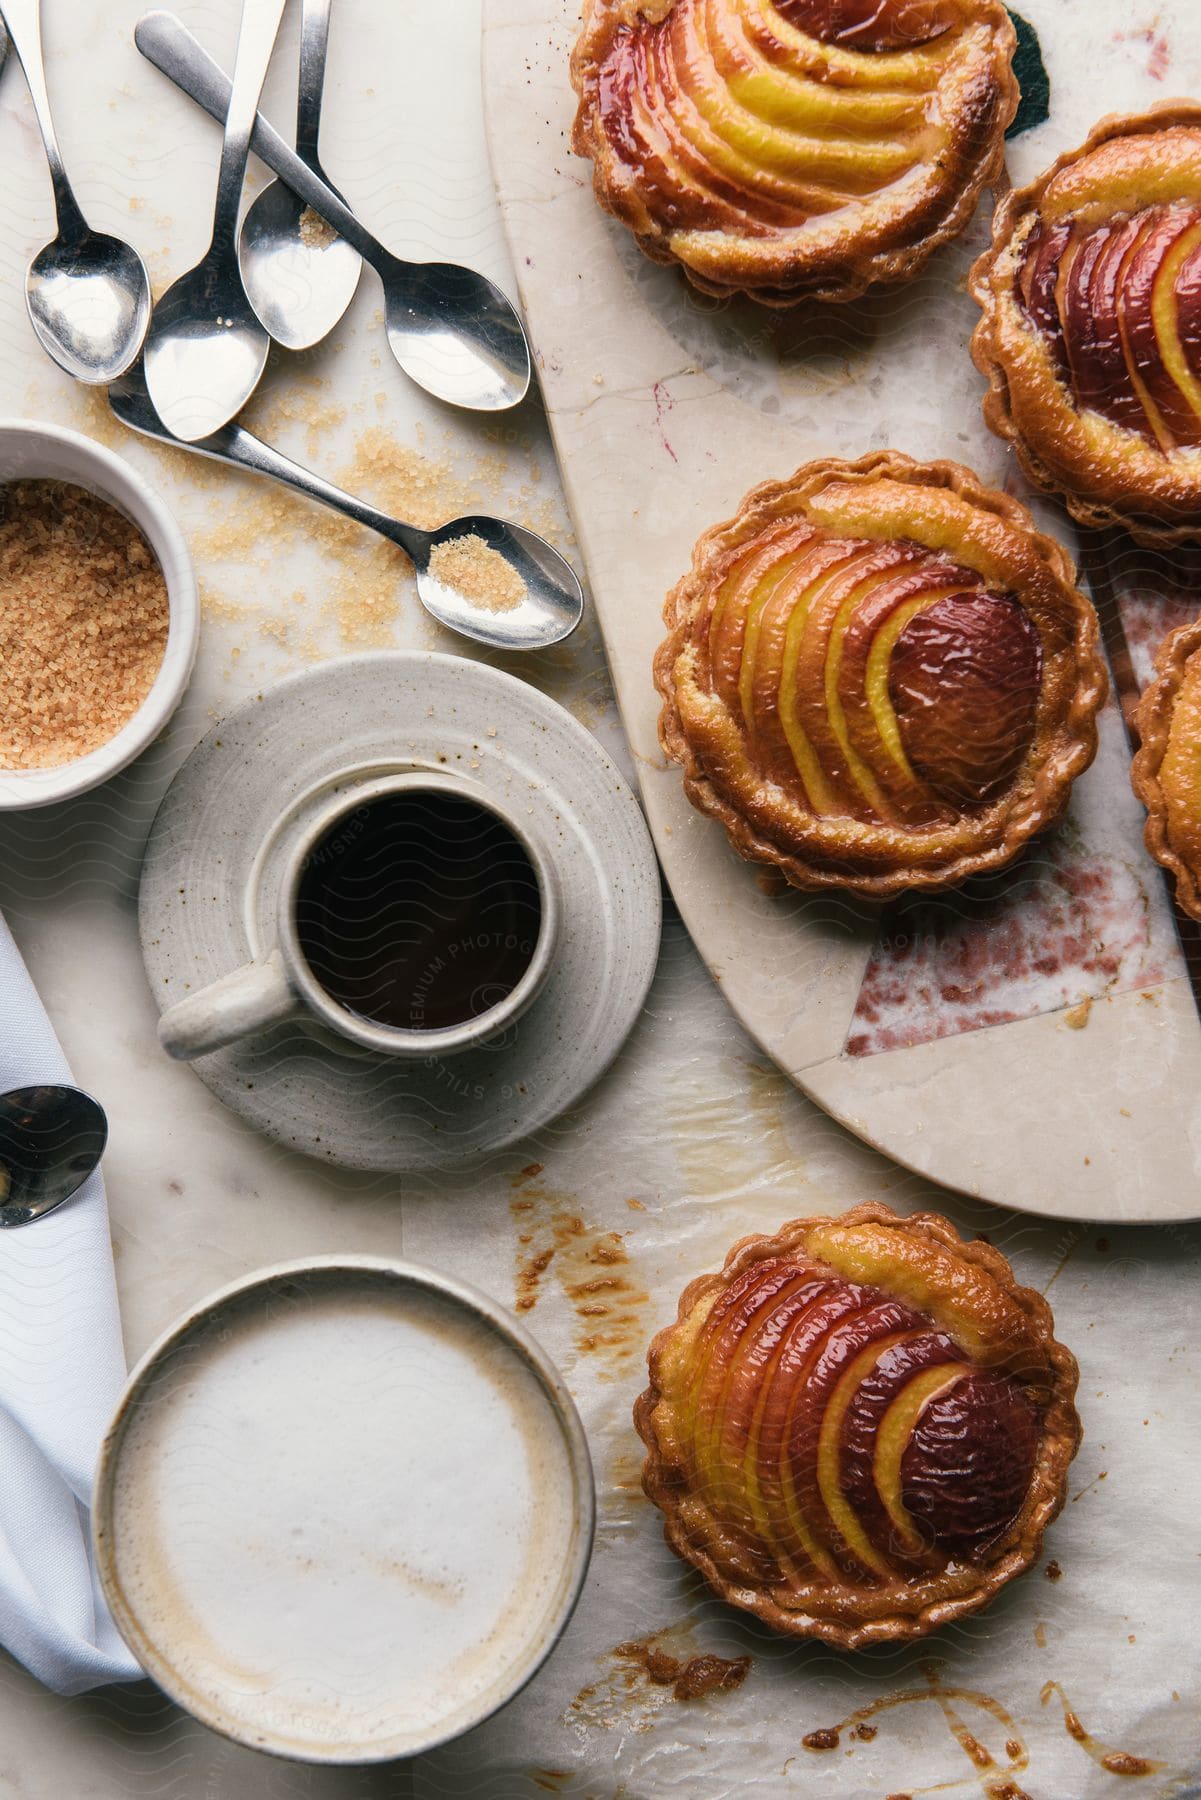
[0,3,1196,1797]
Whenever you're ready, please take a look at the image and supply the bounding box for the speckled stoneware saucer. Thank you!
[138,653,661,1170]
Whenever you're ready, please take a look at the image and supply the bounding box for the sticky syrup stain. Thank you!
[509,1180,650,1379]
[800,1670,1031,1799]
[667,1056,798,1203]
[566,1628,750,1732]
[613,1638,751,1701]
[1040,1681,1162,1777]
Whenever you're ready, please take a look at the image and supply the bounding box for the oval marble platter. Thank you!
[482,0,1201,1222]
[138,652,662,1171]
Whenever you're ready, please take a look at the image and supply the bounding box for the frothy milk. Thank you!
[105,1273,582,1757]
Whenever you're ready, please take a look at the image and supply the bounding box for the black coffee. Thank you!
[295,791,543,1033]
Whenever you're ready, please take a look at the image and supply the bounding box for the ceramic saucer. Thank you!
[138,653,661,1171]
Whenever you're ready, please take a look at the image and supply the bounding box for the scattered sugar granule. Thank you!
[427,534,526,613]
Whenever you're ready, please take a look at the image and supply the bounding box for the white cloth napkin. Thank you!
[0,916,141,1693]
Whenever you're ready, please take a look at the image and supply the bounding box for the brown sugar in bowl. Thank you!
[0,420,198,810]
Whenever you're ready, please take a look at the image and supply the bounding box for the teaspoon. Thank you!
[1,0,150,383]
[109,362,582,649]
[238,0,360,350]
[136,9,532,413]
[0,1085,108,1229]
[143,0,288,441]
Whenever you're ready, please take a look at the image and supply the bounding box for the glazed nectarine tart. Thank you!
[654,452,1107,895]
[569,0,1018,304]
[972,104,1201,544]
[1132,613,1201,920]
[635,1204,1081,1645]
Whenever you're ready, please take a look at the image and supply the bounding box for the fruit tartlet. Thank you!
[654,452,1108,895]
[570,0,1019,305]
[635,1203,1081,1646]
[1132,612,1201,920]
[972,103,1201,545]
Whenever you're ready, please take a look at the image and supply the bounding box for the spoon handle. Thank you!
[0,0,86,237]
[211,0,289,254]
[295,0,334,170]
[111,373,426,562]
[137,10,383,271]
[214,422,427,563]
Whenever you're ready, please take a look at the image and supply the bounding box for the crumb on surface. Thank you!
[0,480,168,769]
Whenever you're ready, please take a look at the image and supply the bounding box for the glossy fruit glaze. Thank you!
[656,1237,1041,1584]
[695,518,1042,824]
[587,0,1005,244]
[1017,202,1201,453]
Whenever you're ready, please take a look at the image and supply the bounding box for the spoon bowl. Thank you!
[27,229,152,386]
[143,267,269,442]
[237,0,360,352]
[239,178,360,351]
[384,260,533,414]
[0,1085,108,1228]
[417,515,583,648]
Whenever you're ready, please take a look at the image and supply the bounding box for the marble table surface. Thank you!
[0,5,1198,1798]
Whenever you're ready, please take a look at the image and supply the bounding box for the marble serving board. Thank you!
[482,0,1201,1222]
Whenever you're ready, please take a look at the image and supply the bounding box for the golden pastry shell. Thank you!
[634,1202,1083,1648]
[970,101,1201,548]
[569,0,1019,306]
[654,450,1108,897]
[1131,611,1201,920]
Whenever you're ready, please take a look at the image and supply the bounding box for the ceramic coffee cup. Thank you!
[94,1256,595,1763]
[157,771,559,1061]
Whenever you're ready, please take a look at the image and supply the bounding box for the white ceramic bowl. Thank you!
[0,419,198,810]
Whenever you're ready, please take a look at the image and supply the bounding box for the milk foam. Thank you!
[108,1278,579,1754]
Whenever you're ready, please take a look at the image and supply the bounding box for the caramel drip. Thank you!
[802,1678,1031,1792]
[1040,1681,1162,1778]
[1018,202,1201,452]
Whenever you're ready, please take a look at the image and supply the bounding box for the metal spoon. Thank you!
[110,362,582,648]
[238,0,360,350]
[0,1085,108,1228]
[143,0,288,441]
[0,0,150,383]
[136,9,532,413]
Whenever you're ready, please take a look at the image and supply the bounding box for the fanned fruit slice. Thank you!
[635,1202,1081,1646]
[971,102,1201,544]
[569,0,1019,303]
[654,450,1107,895]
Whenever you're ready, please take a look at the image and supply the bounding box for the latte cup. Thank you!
[157,771,560,1061]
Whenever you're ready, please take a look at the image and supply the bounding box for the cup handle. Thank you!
[158,949,299,1060]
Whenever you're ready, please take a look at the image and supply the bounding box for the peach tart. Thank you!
[635,1204,1081,1645]
[570,0,1019,304]
[1132,612,1201,920]
[972,104,1201,544]
[654,452,1107,895]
